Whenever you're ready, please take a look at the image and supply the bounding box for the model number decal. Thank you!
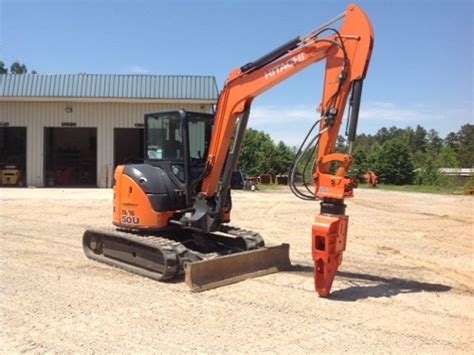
[121,210,140,224]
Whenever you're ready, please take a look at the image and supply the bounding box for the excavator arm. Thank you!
[193,4,374,296]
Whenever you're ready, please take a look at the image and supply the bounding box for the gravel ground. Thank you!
[1,187,473,353]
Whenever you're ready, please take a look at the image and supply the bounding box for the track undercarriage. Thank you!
[82,226,291,291]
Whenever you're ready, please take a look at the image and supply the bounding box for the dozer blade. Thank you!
[185,243,291,292]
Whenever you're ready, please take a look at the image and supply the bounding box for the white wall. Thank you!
[0,100,212,187]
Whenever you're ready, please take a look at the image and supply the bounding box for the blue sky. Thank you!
[1,0,472,145]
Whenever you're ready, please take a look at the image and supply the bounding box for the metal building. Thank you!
[0,74,218,187]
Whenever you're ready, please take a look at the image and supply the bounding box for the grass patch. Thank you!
[256,184,286,191]
[358,183,466,195]
[247,183,469,195]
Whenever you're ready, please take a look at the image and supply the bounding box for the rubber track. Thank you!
[83,225,266,282]
[83,227,197,281]
[219,225,265,250]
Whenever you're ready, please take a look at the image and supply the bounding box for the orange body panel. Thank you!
[113,166,174,230]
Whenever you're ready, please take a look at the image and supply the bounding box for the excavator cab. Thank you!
[85,109,291,288]
[85,108,291,289]
[110,110,214,230]
[145,110,214,195]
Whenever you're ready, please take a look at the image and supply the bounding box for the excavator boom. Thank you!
[187,3,374,296]
[200,4,373,200]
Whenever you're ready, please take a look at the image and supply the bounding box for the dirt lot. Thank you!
[0,187,472,353]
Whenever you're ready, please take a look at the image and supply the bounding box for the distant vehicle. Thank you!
[231,171,245,189]
[0,164,24,187]
[363,171,379,188]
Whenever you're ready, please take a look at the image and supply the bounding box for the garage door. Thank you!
[0,127,27,186]
[44,127,97,187]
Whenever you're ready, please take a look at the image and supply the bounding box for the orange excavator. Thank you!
[83,3,374,297]
[364,171,379,187]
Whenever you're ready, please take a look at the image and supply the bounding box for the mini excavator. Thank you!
[364,171,379,188]
[83,3,374,297]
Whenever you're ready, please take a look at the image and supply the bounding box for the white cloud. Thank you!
[250,105,317,125]
[359,102,444,122]
[247,102,472,145]
[129,65,149,74]
[251,102,471,126]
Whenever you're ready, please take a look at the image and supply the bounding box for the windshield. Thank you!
[188,115,213,162]
[146,113,183,160]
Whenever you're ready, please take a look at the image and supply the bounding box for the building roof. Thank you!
[0,74,219,102]
[439,168,474,176]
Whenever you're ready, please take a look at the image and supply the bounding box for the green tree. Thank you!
[0,60,36,74]
[404,126,415,150]
[413,125,428,152]
[239,128,276,176]
[367,142,382,172]
[273,141,295,175]
[375,127,390,144]
[437,146,459,168]
[0,61,7,74]
[350,142,382,180]
[427,129,443,155]
[10,61,28,74]
[411,150,426,168]
[238,123,472,185]
[456,124,474,167]
[355,133,376,148]
[377,140,415,184]
[444,132,459,149]
[350,145,369,179]
[415,155,440,185]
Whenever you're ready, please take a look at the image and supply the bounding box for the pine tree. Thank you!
[378,140,415,184]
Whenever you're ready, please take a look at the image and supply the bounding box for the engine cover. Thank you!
[123,163,186,212]
[113,164,185,230]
